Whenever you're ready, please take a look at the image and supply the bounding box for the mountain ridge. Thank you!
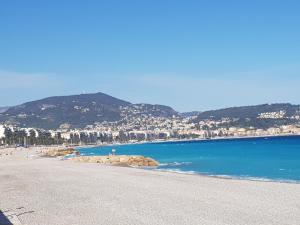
[1,92,300,130]
[192,103,300,129]
[194,103,300,120]
[0,92,178,129]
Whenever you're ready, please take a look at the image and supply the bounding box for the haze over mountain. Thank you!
[0,106,9,113]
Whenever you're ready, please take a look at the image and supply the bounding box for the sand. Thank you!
[0,147,300,225]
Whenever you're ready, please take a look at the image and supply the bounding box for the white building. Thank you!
[0,125,5,139]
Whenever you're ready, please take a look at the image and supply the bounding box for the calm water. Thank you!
[78,136,300,182]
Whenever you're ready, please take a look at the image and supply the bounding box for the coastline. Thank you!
[75,134,300,184]
[2,145,299,185]
[2,134,299,184]
[1,145,299,185]
[76,133,300,149]
[0,149,300,225]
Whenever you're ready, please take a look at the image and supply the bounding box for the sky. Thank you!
[0,0,300,112]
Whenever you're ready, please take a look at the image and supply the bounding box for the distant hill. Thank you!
[193,103,300,129]
[194,104,300,120]
[0,92,179,129]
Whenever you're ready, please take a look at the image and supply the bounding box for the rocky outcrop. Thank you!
[70,155,159,167]
[43,148,79,157]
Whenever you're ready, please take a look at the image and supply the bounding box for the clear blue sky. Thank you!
[1,0,300,112]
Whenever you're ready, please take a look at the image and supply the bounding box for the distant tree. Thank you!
[4,127,13,145]
[29,129,36,146]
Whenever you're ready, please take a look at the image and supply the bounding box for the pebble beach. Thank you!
[0,147,300,225]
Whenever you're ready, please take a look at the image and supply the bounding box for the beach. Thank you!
[1,148,300,225]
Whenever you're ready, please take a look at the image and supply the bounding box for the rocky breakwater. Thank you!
[71,155,159,167]
[43,148,79,157]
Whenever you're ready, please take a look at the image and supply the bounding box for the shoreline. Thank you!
[1,134,300,185]
[76,133,300,149]
[1,133,296,151]
[152,168,300,185]
[75,134,300,185]
[1,145,300,185]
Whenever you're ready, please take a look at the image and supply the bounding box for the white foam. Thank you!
[155,168,196,175]
[147,167,299,183]
[209,174,300,184]
[159,161,192,167]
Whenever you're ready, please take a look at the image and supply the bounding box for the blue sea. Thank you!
[77,136,300,183]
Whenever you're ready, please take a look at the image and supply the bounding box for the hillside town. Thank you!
[1,109,300,147]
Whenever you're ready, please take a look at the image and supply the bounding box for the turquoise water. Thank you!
[78,136,300,182]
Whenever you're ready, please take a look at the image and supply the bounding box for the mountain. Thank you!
[193,103,300,129]
[194,104,300,120]
[0,106,9,113]
[2,95,299,130]
[0,92,179,129]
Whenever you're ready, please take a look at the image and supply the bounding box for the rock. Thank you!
[70,155,159,167]
[119,156,130,163]
[43,148,78,157]
[109,156,121,163]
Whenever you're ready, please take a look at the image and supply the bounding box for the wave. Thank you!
[153,168,300,184]
[205,174,300,184]
[155,168,196,175]
[159,161,192,167]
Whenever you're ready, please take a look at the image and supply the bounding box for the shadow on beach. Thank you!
[0,210,12,225]
[0,208,34,225]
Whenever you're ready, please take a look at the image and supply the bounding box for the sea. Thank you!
[77,135,300,183]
